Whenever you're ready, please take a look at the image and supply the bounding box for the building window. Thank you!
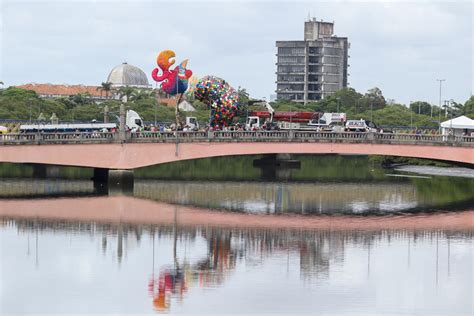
[277,56,305,64]
[307,84,321,91]
[278,47,305,55]
[277,65,305,73]
[308,65,323,73]
[308,93,321,101]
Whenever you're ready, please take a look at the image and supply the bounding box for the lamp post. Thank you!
[370,102,373,122]
[449,100,453,132]
[436,79,445,118]
[289,93,293,131]
[409,101,413,130]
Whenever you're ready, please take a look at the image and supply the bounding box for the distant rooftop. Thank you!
[15,83,104,98]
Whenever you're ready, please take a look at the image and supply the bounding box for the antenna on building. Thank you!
[307,12,311,21]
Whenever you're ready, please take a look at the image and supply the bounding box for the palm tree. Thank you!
[97,82,113,98]
[130,89,153,102]
[118,86,136,102]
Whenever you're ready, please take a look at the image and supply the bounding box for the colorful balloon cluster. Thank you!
[194,76,239,127]
[151,50,193,95]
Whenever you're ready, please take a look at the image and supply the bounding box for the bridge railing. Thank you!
[0,132,117,144]
[1,131,474,146]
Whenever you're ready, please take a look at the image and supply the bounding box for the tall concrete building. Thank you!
[276,18,349,104]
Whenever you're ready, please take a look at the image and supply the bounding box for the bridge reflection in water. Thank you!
[1,176,472,215]
[1,197,472,314]
[1,170,473,314]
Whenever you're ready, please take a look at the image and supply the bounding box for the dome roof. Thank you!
[106,62,149,88]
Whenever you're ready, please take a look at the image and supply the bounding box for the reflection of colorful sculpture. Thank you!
[194,76,240,128]
[148,267,187,312]
[147,231,236,312]
[151,50,193,95]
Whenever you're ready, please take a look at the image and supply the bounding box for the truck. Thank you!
[245,100,320,130]
[307,112,347,131]
[245,100,345,131]
[184,116,199,131]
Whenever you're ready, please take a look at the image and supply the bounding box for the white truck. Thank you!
[245,99,346,132]
[345,119,379,133]
[126,110,144,131]
[307,112,347,131]
[184,116,199,131]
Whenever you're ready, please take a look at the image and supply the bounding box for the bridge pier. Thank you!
[32,164,61,178]
[92,168,134,195]
[253,154,301,181]
[253,154,301,168]
[108,169,134,196]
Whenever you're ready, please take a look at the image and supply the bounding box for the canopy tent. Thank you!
[440,115,474,136]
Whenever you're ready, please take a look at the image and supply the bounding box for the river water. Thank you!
[0,156,473,315]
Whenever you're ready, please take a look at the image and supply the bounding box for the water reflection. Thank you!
[1,202,472,314]
[0,177,473,214]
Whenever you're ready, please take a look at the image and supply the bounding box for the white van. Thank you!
[345,119,378,132]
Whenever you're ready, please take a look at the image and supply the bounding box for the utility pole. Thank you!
[431,79,446,117]
[370,102,373,121]
[436,79,445,118]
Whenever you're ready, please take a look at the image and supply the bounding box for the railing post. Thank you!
[367,132,375,141]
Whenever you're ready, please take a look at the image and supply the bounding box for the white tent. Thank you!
[440,115,474,136]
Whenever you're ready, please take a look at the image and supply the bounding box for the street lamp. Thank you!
[409,101,413,130]
[436,79,445,118]
[449,100,453,132]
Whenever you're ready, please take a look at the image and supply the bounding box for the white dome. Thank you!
[107,62,149,88]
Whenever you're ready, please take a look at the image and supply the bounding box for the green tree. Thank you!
[118,86,136,102]
[130,89,154,102]
[237,87,250,105]
[410,101,432,116]
[360,87,386,112]
[69,93,94,105]
[97,82,113,98]
[463,96,474,118]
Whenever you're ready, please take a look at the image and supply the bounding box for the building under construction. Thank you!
[276,18,349,104]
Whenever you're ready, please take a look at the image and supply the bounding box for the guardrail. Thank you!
[1,131,473,146]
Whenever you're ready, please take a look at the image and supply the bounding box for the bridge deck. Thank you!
[1,131,474,147]
[1,131,473,168]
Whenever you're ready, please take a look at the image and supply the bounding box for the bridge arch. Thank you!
[0,141,472,169]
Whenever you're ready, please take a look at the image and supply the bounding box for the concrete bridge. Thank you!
[1,131,473,183]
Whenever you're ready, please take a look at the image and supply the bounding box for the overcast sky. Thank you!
[1,0,472,105]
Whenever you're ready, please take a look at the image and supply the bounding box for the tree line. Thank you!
[0,85,473,128]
